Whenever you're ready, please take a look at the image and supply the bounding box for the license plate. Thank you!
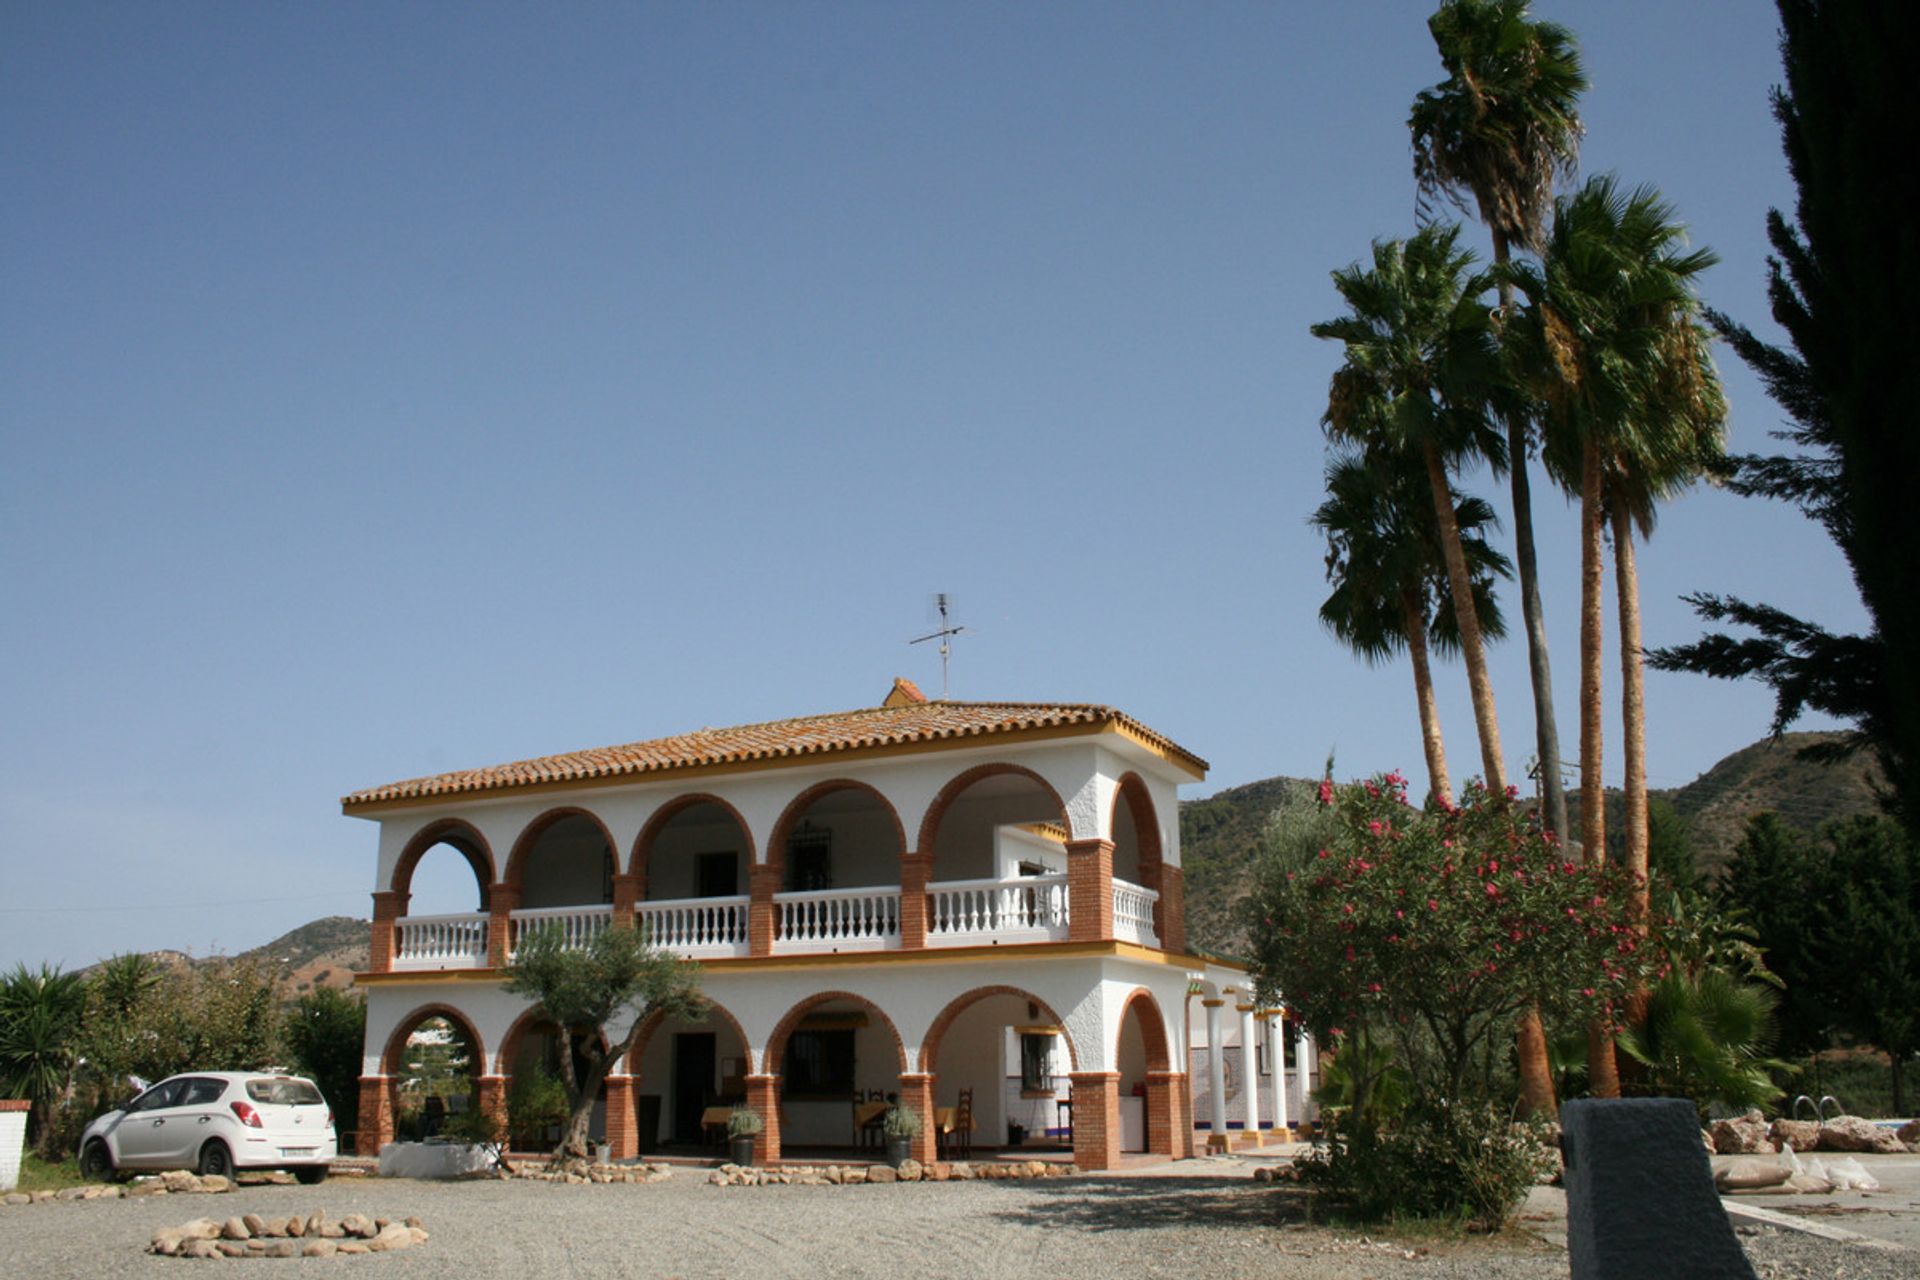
[280,1148,316,1157]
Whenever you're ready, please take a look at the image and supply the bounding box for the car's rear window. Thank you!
[245,1078,324,1106]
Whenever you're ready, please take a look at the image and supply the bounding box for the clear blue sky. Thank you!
[0,2,1857,968]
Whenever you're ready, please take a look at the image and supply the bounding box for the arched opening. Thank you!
[922,987,1079,1153]
[381,1008,484,1143]
[1116,989,1176,1156]
[1109,774,1161,887]
[766,783,907,949]
[391,820,493,913]
[920,765,1071,881]
[509,810,618,910]
[500,1013,609,1152]
[629,1001,751,1153]
[632,796,753,954]
[766,992,907,1155]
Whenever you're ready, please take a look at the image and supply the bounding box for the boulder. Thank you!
[366,1223,415,1253]
[215,1241,248,1258]
[263,1239,300,1258]
[196,1174,232,1193]
[1769,1119,1820,1153]
[180,1239,220,1259]
[866,1165,897,1184]
[160,1171,199,1193]
[241,1213,268,1236]
[336,1242,371,1255]
[220,1217,250,1241]
[339,1213,376,1238]
[1898,1118,1920,1147]
[1710,1110,1775,1154]
[180,1217,224,1241]
[4,1193,28,1207]
[896,1159,923,1182]
[302,1239,338,1259]
[1819,1115,1905,1154]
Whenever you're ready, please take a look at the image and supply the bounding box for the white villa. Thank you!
[345,680,1316,1169]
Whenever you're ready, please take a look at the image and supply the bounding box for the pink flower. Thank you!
[1342,904,1354,915]
[1368,820,1384,835]
[1427,898,1439,911]
[1367,982,1382,993]
[1317,779,1335,806]
[1484,882,1499,898]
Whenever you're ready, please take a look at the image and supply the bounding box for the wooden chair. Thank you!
[940,1088,974,1160]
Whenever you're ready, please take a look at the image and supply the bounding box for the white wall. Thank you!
[644,804,749,900]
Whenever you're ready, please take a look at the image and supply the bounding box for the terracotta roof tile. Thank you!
[343,699,1206,809]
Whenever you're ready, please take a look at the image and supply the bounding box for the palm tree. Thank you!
[1411,0,1586,844]
[1312,225,1511,795]
[0,963,87,1151]
[1311,449,1513,803]
[1516,175,1726,1092]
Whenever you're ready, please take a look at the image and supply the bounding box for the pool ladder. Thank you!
[1790,1094,1843,1123]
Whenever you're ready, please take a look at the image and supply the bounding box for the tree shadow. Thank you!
[984,1176,1313,1233]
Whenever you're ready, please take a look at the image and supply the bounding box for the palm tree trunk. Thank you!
[1581,444,1620,1098]
[1516,1011,1556,1116]
[1611,502,1649,920]
[1492,235,1570,840]
[1401,590,1451,803]
[1420,442,1507,794]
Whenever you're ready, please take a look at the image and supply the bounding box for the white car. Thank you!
[79,1072,337,1184]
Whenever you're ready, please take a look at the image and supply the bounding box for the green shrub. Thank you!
[507,1066,570,1146]
[1296,1101,1553,1231]
[726,1107,763,1137]
[881,1105,921,1139]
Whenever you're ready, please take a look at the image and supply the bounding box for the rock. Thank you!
[55,1187,86,1201]
[339,1213,375,1238]
[161,1170,199,1193]
[30,1190,52,1203]
[1899,1118,1920,1147]
[337,1241,371,1255]
[1715,1157,1792,1191]
[239,1212,266,1236]
[263,1239,300,1258]
[844,1168,867,1184]
[403,1215,423,1229]
[180,1239,221,1259]
[1026,1160,1048,1178]
[128,1180,167,1196]
[1710,1110,1775,1154]
[151,1229,185,1255]
[896,1159,923,1182]
[321,1223,345,1238]
[1770,1119,1821,1153]
[366,1223,415,1253]
[302,1239,338,1258]
[1819,1115,1905,1154]
[215,1240,248,1258]
[4,1193,28,1206]
[181,1217,224,1241]
[307,1211,328,1236]
[286,1212,306,1237]
[221,1217,251,1241]
[197,1174,232,1193]
[409,1227,429,1245]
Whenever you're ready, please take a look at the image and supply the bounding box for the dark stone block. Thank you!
[1561,1098,1755,1280]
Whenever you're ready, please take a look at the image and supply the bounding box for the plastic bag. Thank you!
[1823,1156,1880,1192]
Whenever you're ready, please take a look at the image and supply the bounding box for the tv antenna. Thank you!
[910,593,967,698]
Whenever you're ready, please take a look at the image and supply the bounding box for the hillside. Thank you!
[231,916,370,994]
[1177,731,1883,956]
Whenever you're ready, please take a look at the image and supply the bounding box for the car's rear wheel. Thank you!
[292,1166,328,1185]
[79,1139,116,1182]
[196,1140,234,1179]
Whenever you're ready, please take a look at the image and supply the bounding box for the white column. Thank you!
[1202,998,1227,1137]
[1237,1003,1259,1140]
[1293,1021,1314,1125]
[1267,1010,1289,1135]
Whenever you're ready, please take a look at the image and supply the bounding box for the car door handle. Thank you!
[199,1116,212,1124]
[152,1119,165,1126]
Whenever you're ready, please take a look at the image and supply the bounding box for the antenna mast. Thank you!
[909,593,967,698]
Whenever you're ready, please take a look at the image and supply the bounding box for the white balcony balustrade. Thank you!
[773,886,901,952]
[926,875,1070,947]
[1111,877,1160,946]
[507,904,614,958]
[392,912,489,971]
[637,895,750,958]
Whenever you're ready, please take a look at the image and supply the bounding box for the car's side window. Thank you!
[178,1078,225,1107]
[127,1081,183,1114]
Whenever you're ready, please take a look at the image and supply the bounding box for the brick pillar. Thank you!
[744,1075,781,1164]
[604,1075,638,1159]
[369,891,406,974]
[475,1075,508,1145]
[1156,865,1186,954]
[748,865,779,957]
[899,853,932,950]
[356,1076,393,1156]
[611,874,642,930]
[1068,1071,1122,1171]
[897,1072,937,1164]
[1178,1073,1196,1157]
[1064,839,1114,943]
[1145,1069,1179,1158]
[487,882,519,968]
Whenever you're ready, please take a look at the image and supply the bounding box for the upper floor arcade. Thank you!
[345,681,1208,974]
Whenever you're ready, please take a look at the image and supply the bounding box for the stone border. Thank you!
[707,1159,1078,1186]
[151,1211,427,1259]
[4,1170,240,1207]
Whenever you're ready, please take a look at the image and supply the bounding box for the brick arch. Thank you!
[496,1006,613,1079]
[1116,987,1172,1074]
[913,762,1070,853]
[379,1003,487,1081]
[764,990,909,1078]
[764,780,907,878]
[391,819,494,909]
[622,998,751,1075]
[628,792,757,881]
[919,985,1080,1076]
[503,806,619,892]
[1109,772,1163,876]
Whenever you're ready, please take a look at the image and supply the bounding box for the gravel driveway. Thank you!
[5,1171,1912,1279]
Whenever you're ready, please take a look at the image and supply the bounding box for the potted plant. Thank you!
[726,1107,763,1167]
[881,1104,921,1168]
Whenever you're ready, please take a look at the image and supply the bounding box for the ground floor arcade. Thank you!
[353,946,1286,1170]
